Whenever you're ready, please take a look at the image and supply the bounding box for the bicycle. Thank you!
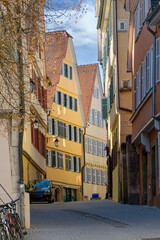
[0,199,24,240]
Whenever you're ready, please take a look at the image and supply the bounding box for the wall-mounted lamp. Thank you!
[30,78,35,93]
[47,137,60,147]
[33,119,39,129]
[47,109,52,116]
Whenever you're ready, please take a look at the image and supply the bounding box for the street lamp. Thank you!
[47,136,60,147]
[54,138,60,147]
[30,78,35,93]
[33,119,39,129]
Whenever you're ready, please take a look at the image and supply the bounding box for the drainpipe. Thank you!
[81,126,86,200]
[115,0,132,113]
[146,20,160,193]
[146,21,156,119]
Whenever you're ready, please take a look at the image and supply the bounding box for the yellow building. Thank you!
[77,64,108,200]
[45,31,85,202]
[96,0,132,203]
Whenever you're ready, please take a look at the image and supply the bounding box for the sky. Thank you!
[65,0,99,66]
[45,0,100,66]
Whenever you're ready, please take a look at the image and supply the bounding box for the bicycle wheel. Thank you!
[12,214,23,240]
[0,226,13,240]
[0,227,7,240]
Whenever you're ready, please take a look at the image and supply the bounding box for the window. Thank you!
[69,155,72,170]
[93,86,99,98]
[73,156,77,172]
[57,152,63,169]
[92,169,96,184]
[88,138,92,153]
[156,38,160,82]
[65,154,69,170]
[118,20,127,31]
[97,170,101,185]
[69,125,72,141]
[64,123,66,139]
[133,76,137,111]
[51,151,56,167]
[64,64,68,77]
[64,94,67,107]
[47,149,52,167]
[85,136,88,153]
[142,58,146,99]
[135,0,151,39]
[87,168,92,183]
[61,63,72,79]
[74,126,77,142]
[69,96,72,109]
[74,98,77,111]
[47,117,52,134]
[101,97,108,120]
[57,91,61,105]
[121,79,130,89]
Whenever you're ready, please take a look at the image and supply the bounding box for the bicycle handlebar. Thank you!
[0,198,20,208]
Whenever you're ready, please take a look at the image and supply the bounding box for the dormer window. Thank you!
[61,62,72,80]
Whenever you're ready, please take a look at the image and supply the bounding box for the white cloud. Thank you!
[66,1,97,47]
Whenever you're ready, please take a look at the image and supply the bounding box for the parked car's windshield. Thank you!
[27,180,50,189]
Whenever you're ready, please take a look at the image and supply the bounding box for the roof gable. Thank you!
[45,31,71,109]
[77,64,98,122]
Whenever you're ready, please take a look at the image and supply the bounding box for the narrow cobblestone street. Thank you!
[24,199,160,240]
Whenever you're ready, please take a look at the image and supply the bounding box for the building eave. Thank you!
[146,2,160,26]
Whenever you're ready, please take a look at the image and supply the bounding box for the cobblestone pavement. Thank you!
[24,199,160,240]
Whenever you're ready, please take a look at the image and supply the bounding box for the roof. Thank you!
[77,64,98,122]
[45,31,72,109]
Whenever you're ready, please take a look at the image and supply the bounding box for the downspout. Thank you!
[115,0,132,113]
[81,126,86,200]
[146,21,156,119]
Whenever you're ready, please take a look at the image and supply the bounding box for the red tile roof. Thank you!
[45,31,71,109]
[77,64,98,122]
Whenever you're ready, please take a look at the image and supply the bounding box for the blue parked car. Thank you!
[26,179,55,203]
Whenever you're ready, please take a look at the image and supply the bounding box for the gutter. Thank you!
[114,0,132,113]
[81,126,86,200]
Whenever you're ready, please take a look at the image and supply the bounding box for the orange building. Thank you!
[127,0,160,207]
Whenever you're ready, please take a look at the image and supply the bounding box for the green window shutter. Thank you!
[101,97,108,120]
